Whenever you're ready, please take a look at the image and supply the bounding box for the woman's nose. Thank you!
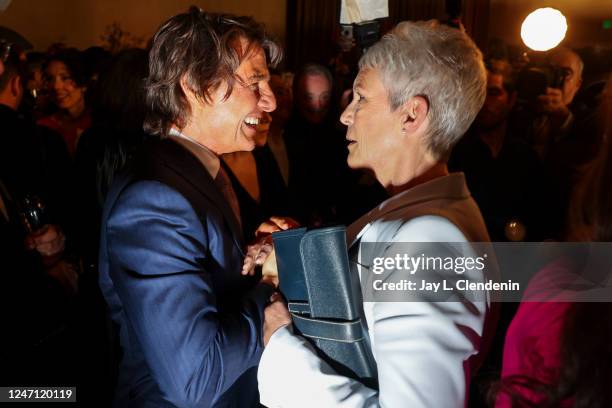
[340,102,354,126]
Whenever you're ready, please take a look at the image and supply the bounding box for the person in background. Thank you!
[222,110,290,239]
[0,40,74,277]
[534,47,584,156]
[449,67,549,242]
[74,48,148,269]
[38,48,91,156]
[511,47,584,157]
[293,63,333,125]
[0,39,79,388]
[18,51,46,120]
[82,46,112,83]
[450,66,554,407]
[73,49,150,405]
[495,77,612,408]
[266,70,293,186]
[284,63,349,224]
[539,48,602,239]
[512,47,601,239]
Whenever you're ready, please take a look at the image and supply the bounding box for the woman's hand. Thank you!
[260,249,278,288]
[242,217,300,276]
[263,292,291,346]
[255,216,300,238]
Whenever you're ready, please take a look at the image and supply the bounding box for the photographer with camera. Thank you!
[510,47,595,238]
[514,47,583,160]
[534,47,583,157]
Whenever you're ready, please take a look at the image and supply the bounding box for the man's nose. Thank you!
[258,82,277,113]
[311,98,324,111]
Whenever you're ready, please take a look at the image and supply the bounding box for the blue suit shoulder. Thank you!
[98,138,273,408]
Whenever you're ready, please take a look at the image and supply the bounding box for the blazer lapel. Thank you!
[347,173,470,248]
[154,138,245,248]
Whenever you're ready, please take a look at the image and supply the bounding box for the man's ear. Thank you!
[180,74,219,106]
[179,75,196,103]
[400,95,429,135]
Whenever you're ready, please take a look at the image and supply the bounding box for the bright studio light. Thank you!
[521,8,567,51]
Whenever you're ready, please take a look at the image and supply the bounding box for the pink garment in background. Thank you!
[496,258,577,407]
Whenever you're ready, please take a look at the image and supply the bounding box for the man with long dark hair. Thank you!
[98,8,281,407]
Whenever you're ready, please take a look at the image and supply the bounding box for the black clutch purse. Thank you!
[272,226,378,388]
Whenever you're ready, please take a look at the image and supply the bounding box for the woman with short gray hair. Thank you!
[358,20,487,160]
[256,21,493,407]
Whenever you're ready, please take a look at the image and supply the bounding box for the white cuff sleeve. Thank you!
[258,325,377,408]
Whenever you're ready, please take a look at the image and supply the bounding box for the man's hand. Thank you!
[260,249,278,288]
[263,292,292,346]
[538,87,570,119]
[242,235,274,276]
[25,224,65,258]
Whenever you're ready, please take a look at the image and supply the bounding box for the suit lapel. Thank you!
[154,138,245,248]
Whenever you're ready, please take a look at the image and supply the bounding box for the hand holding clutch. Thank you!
[242,216,300,276]
[255,216,300,238]
[263,292,291,346]
[242,235,274,276]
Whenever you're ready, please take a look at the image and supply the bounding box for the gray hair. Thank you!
[359,20,486,160]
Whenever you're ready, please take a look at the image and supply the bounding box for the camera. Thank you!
[340,20,381,51]
[516,63,568,104]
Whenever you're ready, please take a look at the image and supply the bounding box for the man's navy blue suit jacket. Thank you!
[99,138,274,407]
